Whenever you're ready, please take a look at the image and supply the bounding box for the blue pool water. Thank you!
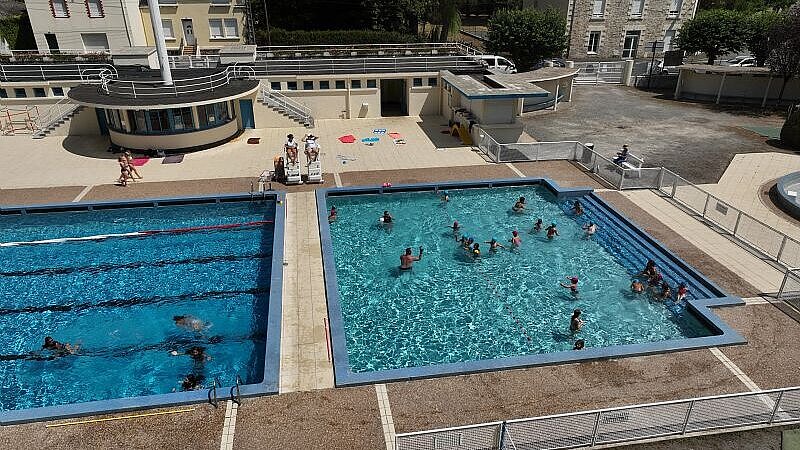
[0,201,274,411]
[327,186,715,373]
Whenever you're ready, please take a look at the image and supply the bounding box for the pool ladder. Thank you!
[250,179,272,203]
[207,377,222,408]
[207,375,243,408]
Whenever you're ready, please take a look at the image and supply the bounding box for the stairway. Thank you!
[259,88,314,128]
[32,105,83,139]
[182,45,196,56]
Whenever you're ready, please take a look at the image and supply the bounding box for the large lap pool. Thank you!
[319,179,744,385]
[0,195,283,422]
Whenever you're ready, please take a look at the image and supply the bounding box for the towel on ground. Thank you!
[338,135,356,143]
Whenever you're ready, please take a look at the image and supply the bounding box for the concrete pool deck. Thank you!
[1,155,799,448]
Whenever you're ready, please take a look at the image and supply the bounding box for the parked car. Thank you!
[475,55,517,73]
[724,56,755,67]
[532,58,567,70]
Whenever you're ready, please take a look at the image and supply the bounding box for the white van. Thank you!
[475,55,517,73]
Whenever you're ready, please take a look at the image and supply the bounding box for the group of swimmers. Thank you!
[632,260,689,303]
[172,315,212,391]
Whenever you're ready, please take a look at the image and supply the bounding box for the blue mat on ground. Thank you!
[361,137,380,143]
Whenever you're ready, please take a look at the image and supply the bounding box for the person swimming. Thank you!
[677,283,688,302]
[380,210,394,224]
[181,373,205,391]
[570,309,584,333]
[642,260,658,278]
[573,339,585,350]
[631,279,645,293]
[583,222,597,236]
[174,315,208,331]
[462,236,475,251]
[441,190,450,202]
[560,276,579,295]
[546,223,559,239]
[449,221,461,238]
[509,230,522,247]
[400,246,423,270]
[328,206,338,223]
[658,281,672,301]
[512,196,526,213]
[471,243,481,257]
[485,238,504,252]
[573,200,584,215]
[42,336,76,355]
[531,218,543,233]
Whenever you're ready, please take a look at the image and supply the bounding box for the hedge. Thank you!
[256,29,419,46]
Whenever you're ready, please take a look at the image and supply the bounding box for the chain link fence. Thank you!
[396,387,800,450]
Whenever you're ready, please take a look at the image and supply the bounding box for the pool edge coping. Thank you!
[316,178,747,387]
[0,191,285,425]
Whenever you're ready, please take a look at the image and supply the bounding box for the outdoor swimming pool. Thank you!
[0,195,283,421]
[319,179,744,385]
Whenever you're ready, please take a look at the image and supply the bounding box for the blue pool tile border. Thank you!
[316,178,747,387]
[0,191,285,424]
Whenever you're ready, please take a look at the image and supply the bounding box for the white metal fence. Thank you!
[396,386,800,450]
[574,61,625,85]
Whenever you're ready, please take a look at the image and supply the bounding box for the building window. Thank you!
[197,102,232,128]
[106,109,123,131]
[86,0,104,17]
[622,30,641,58]
[428,77,438,86]
[128,110,146,133]
[270,81,281,90]
[630,0,644,17]
[663,30,676,51]
[162,19,174,39]
[367,79,377,88]
[147,110,170,132]
[33,88,47,97]
[303,81,314,90]
[412,77,423,87]
[668,0,682,16]
[0,88,8,98]
[14,88,26,98]
[319,80,330,89]
[587,31,601,54]
[351,79,361,88]
[51,0,69,18]
[591,0,605,18]
[52,87,65,96]
[335,80,345,89]
[81,33,109,51]
[209,18,239,38]
[171,107,193,130]
[287,81,297,90]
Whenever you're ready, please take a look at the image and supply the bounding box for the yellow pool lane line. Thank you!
[45,408,196,428]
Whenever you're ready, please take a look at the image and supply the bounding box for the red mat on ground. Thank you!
[338,134,356,143]
[130,157,150,166]
[388,132,402,139]
[247,137,261,144]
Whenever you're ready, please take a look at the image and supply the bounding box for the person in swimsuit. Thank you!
[648,273,663,287]
[573,200,583,215]
[485,238,504,252]
[328,206,338,223]
[273,156,286,182]
[441,191,450,202]
[631,279,645,293]
[583,222,597,236]
[471,243,481,257]
[117,155,132,186]
[531,218,543,233]
[181,373,205,391]
[463,236,474,251]
[174,315,208,331]
[573,339,585,350]
[560,276,579,296]
[512,196,526,213]
[570,309,584,333]
[642,260,658,278]
[658,281,672,301]
[399,247,423,270]
[124,150,143,180]
[285,134,299,165]
[677,283,688,302]
[546,223,559,239]
[509,230,522,247]
[381,211,393,224]
[42,336,76,355]
[449,221,460,239]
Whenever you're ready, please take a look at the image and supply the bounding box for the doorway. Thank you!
[239,99,254,129]
[380,79,407,116]
[45,34,59,53]
[181,19,196,46]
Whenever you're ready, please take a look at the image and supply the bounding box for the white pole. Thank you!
[146,0,173,85]
[715,72,726,105]
[761,76,773,108]
[553,83,560,111]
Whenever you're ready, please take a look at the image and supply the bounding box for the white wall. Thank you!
[678,70,800,104]
[109,119,238,150]
[408,86,441,116]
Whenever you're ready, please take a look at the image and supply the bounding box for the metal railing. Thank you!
[0,106,38,135]
[31,98,81,138]
[251,55,483,76]
[0,63,118,82]
[98,65,255,98]
[778,268,800,313]
[256,42,480,59]
[574,61,625,85]
[396,386,800,450]
[167,55,220,69]
[260,85,314,127]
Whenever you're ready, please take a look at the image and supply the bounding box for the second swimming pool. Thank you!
[321,180,743,383]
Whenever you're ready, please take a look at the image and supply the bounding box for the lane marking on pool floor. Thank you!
[709,347,761,392]
[219,399,238,450]
[45,408,196,427]
[72,185,94,203]
[375,384,396,450]
[505,163,526,178]
[334,172,343,187]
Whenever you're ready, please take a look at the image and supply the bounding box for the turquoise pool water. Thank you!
[327,186,714,373]
[0,202,274,411]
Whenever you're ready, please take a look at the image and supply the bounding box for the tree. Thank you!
[676,9,748,64]
[768,3,800,103]
[747,10,783,66]
[486,9,567,72]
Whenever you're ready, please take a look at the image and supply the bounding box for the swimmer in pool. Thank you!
[677,283,688,302]
[181,373,205,391]
[463,236,475,251]
[509,230,522,247]
[570,309,584,333]
[641,259,658,278]
[583,222,597,236]
[546,223,559,239]
[449,221,461,239]
[400,246,423,270]
[42,336,76,355]
[658,281,672,301]
[560,276,579,295]
[573,200,584,215]
[328,206,338,223]
[631,279,645,293]
[174,315,208,331]
[530,218,543,233]
[381,210,394,224]
[485,238,505,252]
[512,196,526,213]
[441,191,450,202]
[471,243,481,257]
[573,339,585,350]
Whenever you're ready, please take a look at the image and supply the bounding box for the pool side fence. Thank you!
[395,385,800,450]
[475,127,800,299]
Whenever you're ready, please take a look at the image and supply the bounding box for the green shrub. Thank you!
[256,29,419,46]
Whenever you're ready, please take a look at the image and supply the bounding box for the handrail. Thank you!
[207,377,222,408]
[230,374,243,405]
[261,85,314,127]
[31,97,80,137]
[0,63,118,82]
[99,64,255,98]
